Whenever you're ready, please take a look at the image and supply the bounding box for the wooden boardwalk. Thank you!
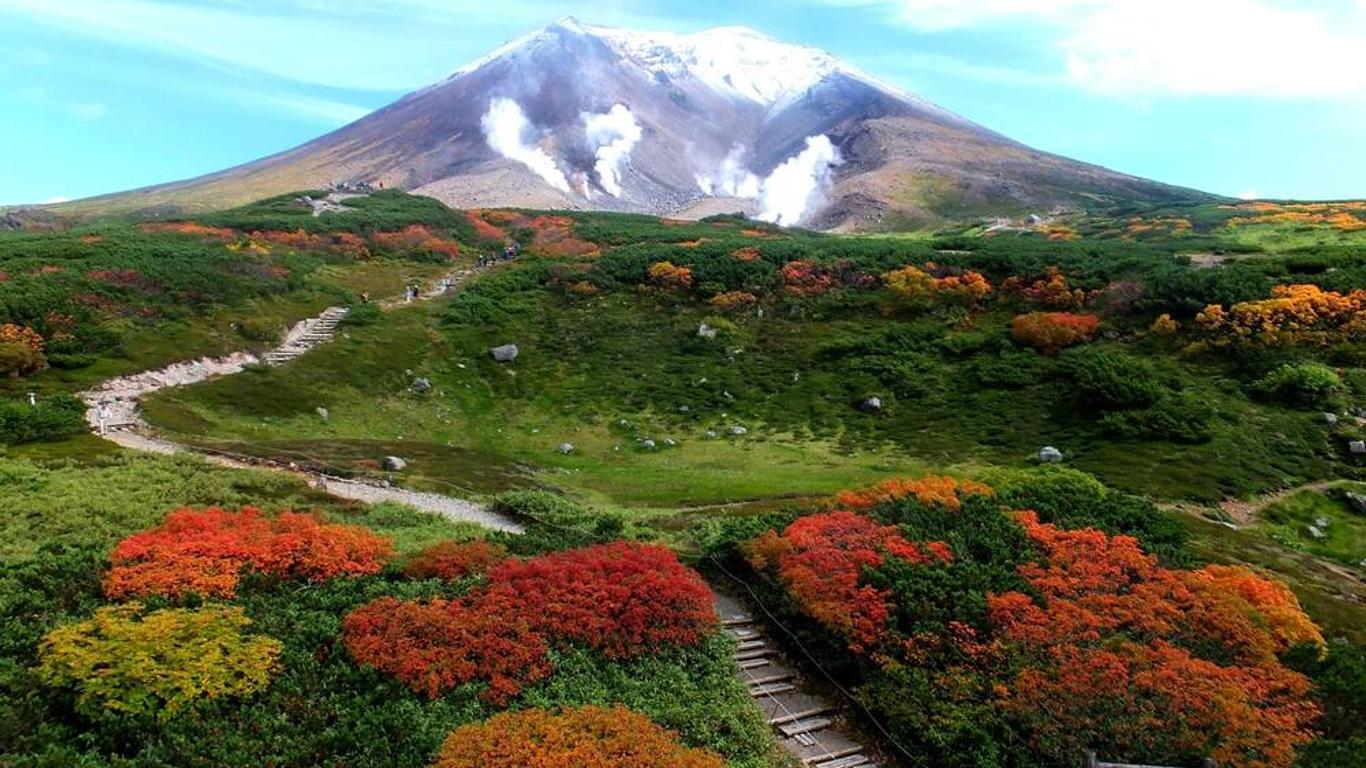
[714,591,891,768]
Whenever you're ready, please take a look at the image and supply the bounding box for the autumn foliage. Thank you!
[429,706,725,768]
[370,225,461,259]
[1003,266,1090,309]
[988,512,1323,768]
[747,511,951,652]
[832,475,993,513]
[1011,311,1101,353]
[647,261,693,292]
[402,540,508,582]
[1195,283,1366,347]
[139,221,238,241]
[104,507,393,599]
[882,264,992,308]
[709,290,758,313]
[38,604,281,719]
[344,542,715,702]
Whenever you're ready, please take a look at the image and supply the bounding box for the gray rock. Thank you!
[1314,516,1332,529]
[664,438,677,447]
[382,456,408,471]
[860,396,883,413]
[1307,524,1327,540]
[411,377,432,393]
[639,439,657,451]
[703,430,718,439]
[697,323,718,339]
[556,442,574,455]
[315,406,330,421]
[1345,492,1366,515]
[490,344,519,363]
[1350,440,1366,455]
[728,425,748,436]
[1324,412,1340,426]
[678,405,691,413]
[1038,446,1064,463]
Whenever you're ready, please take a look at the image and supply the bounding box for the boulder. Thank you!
[664,438,677,447]
[411,377,432,393]
[382,456,408,471]
[703,430,718,439]
[315,406,330,421]
[860,396,883,413]
[1345,492,1366,515]
[1324,412,1340,426]
[1307,524,1327,540]
[556,442,574,455]
[639,439,657,451]
[697,323,718,339]
[1351,440,1366,455]
[490,344,519,363]
[1038,446,1064,463]
[678,405,691,413]
[728,425,748,436]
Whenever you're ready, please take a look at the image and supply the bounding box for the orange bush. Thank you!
[987,512,1322,768]
[731,246,761,262]
[139,222,238,241]
[747,511,950,652]
[882,264,992,308]
[832,475,993,512]
[429,706,725,768]
[0,324,45,353]
[403,540,508,582]
[709,290,757,313]
[1011,312,1100,353]
[647,261,693,292]
[104,507,392,599]
[465,210,508,241]
[1002,267,1089,309]
[1196,283,1366,347]
[779,259,835,297]
[370,225,461,259]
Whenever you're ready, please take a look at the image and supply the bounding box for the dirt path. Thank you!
[75,268,522,533]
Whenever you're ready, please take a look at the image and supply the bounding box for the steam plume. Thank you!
[695,144,760,198]
[583,104,642,197]
[480,98,570,193]
[758,135,842,226]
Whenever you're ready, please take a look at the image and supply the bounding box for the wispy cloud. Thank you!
[818,0,1366,100]
[17,84,109,120]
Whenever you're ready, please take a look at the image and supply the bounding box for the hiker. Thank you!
[96,401,110,436]
[405,285,415,303]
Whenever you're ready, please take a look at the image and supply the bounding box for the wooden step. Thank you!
[779,717,833,737]
[737,658,770,670]
[805,749,869,767]
[734,649,768,661]
[747,673,793,687]
[722,616,755,627]
[736,639,766,651]
[769,707,830,726]
[749,682,796,696]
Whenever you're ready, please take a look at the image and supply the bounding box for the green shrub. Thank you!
[341,302,382,327]
[235,317,281,343]
[1061,346,1166,409]
[1098,393,1214,444]
[0,394,87,445]
[0,342,46,378]
[1252,362,1343,408]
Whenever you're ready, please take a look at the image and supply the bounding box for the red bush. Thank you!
[105,507,392,599]
[465,210,508,241]
[343,542,716,702]
[486,541,716,659]
[1010,312,1100,353]
[403,540,508,581]
[747,511,950,652]
[986,512,1323,768]
[832,475,993,513]
[430,705,726,768]
[370,225,461,260]
[341,595,551,704]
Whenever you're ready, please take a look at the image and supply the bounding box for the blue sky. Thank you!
[2,0,1365,205]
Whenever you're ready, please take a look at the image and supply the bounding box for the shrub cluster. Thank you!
[104,507,393,599]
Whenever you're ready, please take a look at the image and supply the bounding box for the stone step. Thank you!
[749,682,796,697]
[722,616,755,627]
[736,639,766,651]
[748,673,794,687]
[779,718,833,738]
[734,649,769,661]
[730,628,760,640]
[737,658,771,670]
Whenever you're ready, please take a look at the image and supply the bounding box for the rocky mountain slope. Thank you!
[59,19,1212,229]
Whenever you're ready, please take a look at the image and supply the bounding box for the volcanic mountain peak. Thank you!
[63,18,1212,229]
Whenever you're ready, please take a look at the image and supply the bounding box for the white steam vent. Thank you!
[583,104,643,197]
[481,98,571,193]
[758,135,842,226]
[695,144,760,198]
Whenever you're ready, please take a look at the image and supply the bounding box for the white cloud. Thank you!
[1238,187,1261,200]
[41,195,69,204]
[832,0,1366,100]
[65,100,107,119]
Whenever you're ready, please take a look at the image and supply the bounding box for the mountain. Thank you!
[60,19,1212,229]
